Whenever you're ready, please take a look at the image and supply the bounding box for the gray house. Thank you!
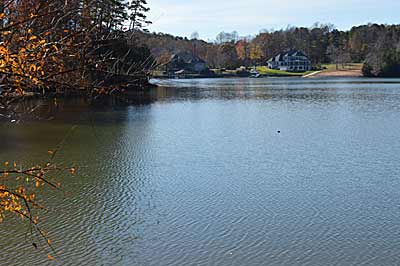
[267,50,311,72]
[166,52,208,74]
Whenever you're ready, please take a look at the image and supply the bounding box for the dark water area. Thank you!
[1,77,400,265]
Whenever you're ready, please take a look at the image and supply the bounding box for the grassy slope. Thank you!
[256,66,314,76]
[258,63,363,77]
[321,63,363,72]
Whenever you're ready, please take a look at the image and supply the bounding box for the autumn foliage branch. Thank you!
[0,125,78,257]
[0,0,153,118]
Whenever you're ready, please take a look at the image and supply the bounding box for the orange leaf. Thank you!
[47,254,55,260]
[70,167,76,175]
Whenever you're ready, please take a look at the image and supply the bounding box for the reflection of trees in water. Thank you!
[0,89,162,124]
[67,110,156,264]
[0,100,158,264]
[151,79,400,106]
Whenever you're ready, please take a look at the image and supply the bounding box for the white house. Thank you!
[267,51,312,72]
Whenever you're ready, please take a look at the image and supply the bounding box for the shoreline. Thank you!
[303,70,363,78]
[151,72,364,80]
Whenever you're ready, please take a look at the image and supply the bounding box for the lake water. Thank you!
[1,77,400,265]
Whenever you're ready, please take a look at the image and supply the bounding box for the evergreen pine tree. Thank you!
[128,0,151,31]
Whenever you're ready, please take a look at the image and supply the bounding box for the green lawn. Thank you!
[256,66,315,76]
[321,63,363,72]
[257,64,363,77]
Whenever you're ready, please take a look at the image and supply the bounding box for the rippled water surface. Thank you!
[1,77,400,265]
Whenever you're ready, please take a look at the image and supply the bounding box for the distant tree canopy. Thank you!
[361,27,400,77]
[139,23,400,76]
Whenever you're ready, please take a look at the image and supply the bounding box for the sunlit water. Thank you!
[1,77,400,265]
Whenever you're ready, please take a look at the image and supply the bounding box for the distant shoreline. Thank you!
[152,64,365,79]
[152,63,367,79]
[151,73,364,80]
[305,63,363,78]
[309,69,362,78]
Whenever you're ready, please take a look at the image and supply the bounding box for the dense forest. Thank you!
[138,23,400,77]
[0,0,153,106]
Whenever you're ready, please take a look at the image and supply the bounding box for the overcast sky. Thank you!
[147,0,400,40]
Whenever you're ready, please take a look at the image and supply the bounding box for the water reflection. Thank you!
[151,77,400,104]
[1,77,400,265]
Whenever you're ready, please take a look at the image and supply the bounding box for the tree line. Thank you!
[0,0,153,106]
[139,23,400,76]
